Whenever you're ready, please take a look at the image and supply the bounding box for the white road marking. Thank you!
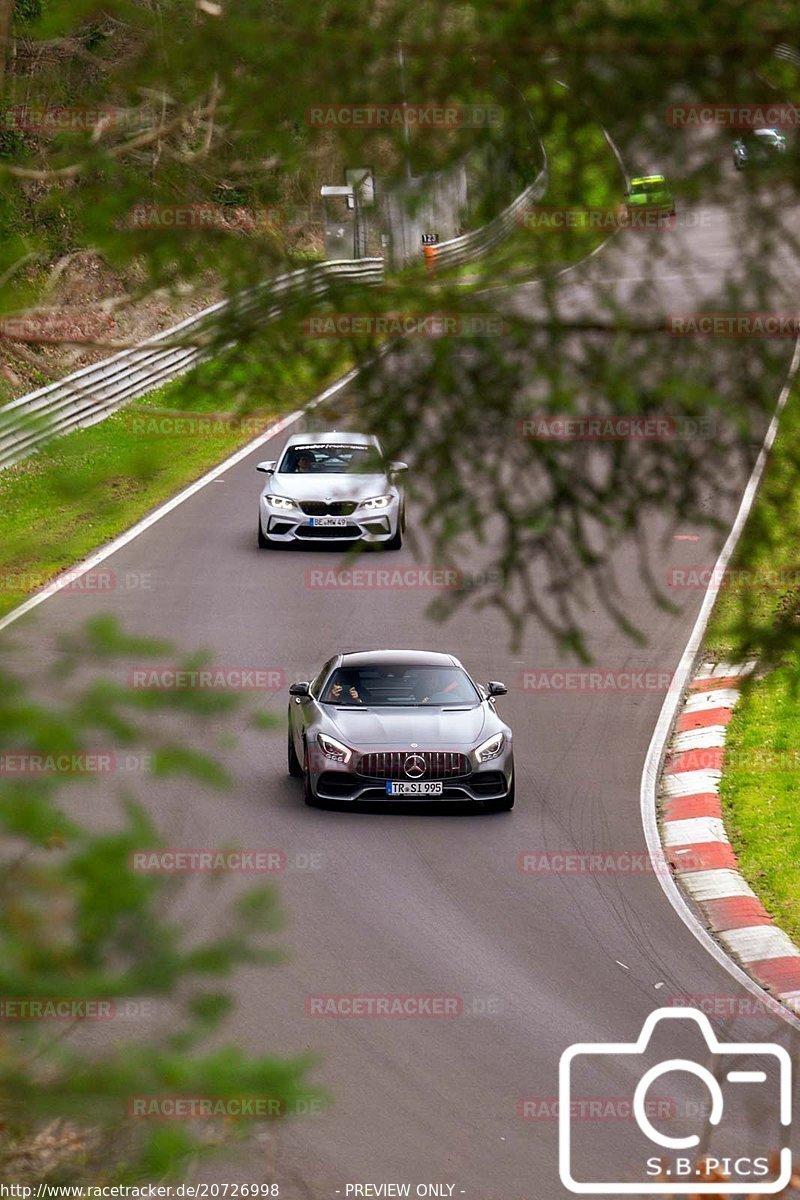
[719,925,800,963]
[679,869,757,903]
[683,687,741,713]
[0,367,361,635]
[662,817,728,846]
[640,332,800,1030]
[661,768,722,796]
[710,660,757,678]
[672,726,728,751]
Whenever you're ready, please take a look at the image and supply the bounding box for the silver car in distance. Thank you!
[287,650,514,811]
[256,431,407,549]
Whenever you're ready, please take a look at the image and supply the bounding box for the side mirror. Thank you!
[487,681,507,697]
[389,461,409,474]
[289,681,310,696]
[256,460,276,474]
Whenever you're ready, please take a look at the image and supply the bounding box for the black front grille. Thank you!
[468,771,507,796]
[299,500,357,516]
[357,751,470,780]
[297,523,361,538]
[317,772,359,797]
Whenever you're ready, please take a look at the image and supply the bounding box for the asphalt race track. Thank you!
[6,150,800,1196]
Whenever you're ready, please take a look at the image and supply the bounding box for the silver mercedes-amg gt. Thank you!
[256,431,407,549]
[287,649,514,811]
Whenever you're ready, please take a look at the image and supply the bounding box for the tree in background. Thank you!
[0,616,317,1182]
[2,3,800,1177]
[2,1,800,650]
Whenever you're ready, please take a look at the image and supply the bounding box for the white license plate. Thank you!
[386,780,443,796]
[309,516,348,527]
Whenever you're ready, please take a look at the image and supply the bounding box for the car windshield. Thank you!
[630,179,665,198]
[321,664,480,707]
[743,130,783,146]
[278,444,377,474]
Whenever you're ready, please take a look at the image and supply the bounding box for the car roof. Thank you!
[754,128,783,136]
[336,649,461,668]
[282,431,378,448]
[630,175,666,185]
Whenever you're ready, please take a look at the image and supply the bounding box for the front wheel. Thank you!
[288,723,303,777]
[383,509,404,551]
[486,773,514,812]
[258,518,271,549]
[302,741,317,806]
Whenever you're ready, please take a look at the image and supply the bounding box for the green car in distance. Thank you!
[624,174,676,227]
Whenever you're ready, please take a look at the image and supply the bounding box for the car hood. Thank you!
[264,473,390,501]
[325,705,488,746]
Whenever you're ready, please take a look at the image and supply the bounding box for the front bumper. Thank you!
[624,202,676,223]
[262,496,400,544]
[309,748,514,803]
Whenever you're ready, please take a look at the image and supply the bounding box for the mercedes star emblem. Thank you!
[403,754,426,779]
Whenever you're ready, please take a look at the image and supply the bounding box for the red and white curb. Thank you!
[659,659,800,1015]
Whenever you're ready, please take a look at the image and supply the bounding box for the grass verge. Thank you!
[0,331,353,618]
[719,669,800,942]
[704,386,800,942]
[0,88,623,620]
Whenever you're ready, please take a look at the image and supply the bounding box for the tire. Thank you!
[487,772,515,813]
[302,741,317,806]
[287,722,303,778]
[258,518,270,549]
[384,508,404,551]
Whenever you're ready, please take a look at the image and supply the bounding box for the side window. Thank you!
[310,658,335,699]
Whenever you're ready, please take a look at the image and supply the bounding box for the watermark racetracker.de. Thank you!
[0,567,152,598]
[667,565,800,590]
[517,415,716,441]
[304,993,501,1018]
[304,103,503,128]
[518,669,674,694]
[668,313,800,336]
[127,667,286,691]
[666,104,800,128]
[303,313,508,338]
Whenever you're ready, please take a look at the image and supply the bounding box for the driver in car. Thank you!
[295,451,315,473]
[326,672,363,703]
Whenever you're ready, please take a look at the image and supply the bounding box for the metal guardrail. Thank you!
[0,122,547,471]
[429,161,548,269]
[0,258,384,470]
[774,43,800,67]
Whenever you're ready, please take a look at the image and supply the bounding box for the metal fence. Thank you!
[0,258,384,471]
[0,127,547,471]
[430,159,548,269]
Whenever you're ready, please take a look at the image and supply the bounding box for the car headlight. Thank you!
[475,732,504,763]
[266,495,297,510]
[358,494,393,510]
[317,733,352,764]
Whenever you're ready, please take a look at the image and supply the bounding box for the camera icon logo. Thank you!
[559,1007,792,1194]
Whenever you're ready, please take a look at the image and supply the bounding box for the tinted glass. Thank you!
[309,658,335,699]
[321,665,480,706]
[278,444,377,474]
